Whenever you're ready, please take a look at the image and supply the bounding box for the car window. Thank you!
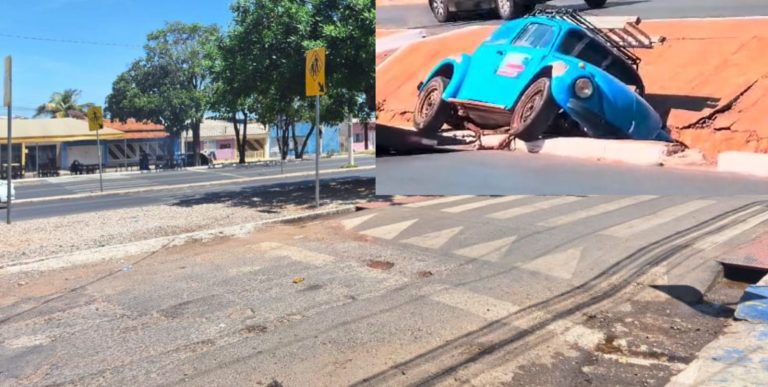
[558,30,641,87]
[512,23,556,49]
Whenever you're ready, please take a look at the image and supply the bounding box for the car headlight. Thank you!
[574,78,594,99]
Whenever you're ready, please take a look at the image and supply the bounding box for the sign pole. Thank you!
[4,56,12,225]
[97,128,103,192]
[348,117,354,166]
[315,94,320,208]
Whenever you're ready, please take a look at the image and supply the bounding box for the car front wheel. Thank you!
[584,0,607,9]
[497,0,535,20]
[509,77,559,141]
[414,76,452,136]
[430,0,454,23]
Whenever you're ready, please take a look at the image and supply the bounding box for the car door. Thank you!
[457,22,559,109]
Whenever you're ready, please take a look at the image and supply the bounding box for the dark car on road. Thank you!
[429,0,608,22]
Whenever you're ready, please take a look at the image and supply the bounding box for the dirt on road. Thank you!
[376,18,768,161]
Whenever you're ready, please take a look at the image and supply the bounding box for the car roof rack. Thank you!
[530,8,641,70]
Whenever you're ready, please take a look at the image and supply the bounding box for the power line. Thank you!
[0,33,142,48]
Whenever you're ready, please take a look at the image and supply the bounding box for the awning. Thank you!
[0,117,125,143]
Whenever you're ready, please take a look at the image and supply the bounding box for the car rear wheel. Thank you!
[584,0,607,9]
[414,76,452,136]
[497,0,535,20]
[430,0,454,23]
[510,77,559,141]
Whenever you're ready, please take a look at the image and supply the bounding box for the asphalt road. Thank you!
[14,155,375,200]
[376,150,768,195]
[3,195,766,384]
[377,0,768,32]
[9,169,375,221]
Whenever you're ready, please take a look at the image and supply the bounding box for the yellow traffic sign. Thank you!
[305,47,326,96]
[87,106,104,131]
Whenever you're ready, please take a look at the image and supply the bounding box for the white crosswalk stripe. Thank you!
[359,219,418,240]
[405,195,474,208]
[402,226,463,249]
[428,287,520,321]
[453,236,518,261]
[521,247,583,280]
[341,213,377,230]
[600,200,716,238]
[487,196,582,220]
[538,196,657,227]
[442,196,529,214]
[692,208,768,250]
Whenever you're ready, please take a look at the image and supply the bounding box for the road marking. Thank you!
[442,196,528,213]
[453,236,518,262]
[521,247,583,280]
[359,219,419,240]
[428,287,519,321]
[402,226,463,249]
[340,213,377,230]
[691,208,768,250]
[600,200,716,238]
[257,242,335,265]
[538,196,657,227]
[487,196,581,220]
[404,195,474,208]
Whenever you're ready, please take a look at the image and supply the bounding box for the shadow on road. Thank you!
[169,176,381,212]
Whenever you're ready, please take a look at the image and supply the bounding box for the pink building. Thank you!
[341,121,375,152]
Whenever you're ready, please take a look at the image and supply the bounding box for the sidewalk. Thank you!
[668,274,768,386]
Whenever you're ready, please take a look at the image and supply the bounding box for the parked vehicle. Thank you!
[429,0,608,23]
[414,9,672,143]
[0,180,15,207]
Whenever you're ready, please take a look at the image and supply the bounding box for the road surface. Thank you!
[2,195,766,384]
[10,170,375,221]
[14,155,375,200]
[377,0,768,32]
[376,150,768,195]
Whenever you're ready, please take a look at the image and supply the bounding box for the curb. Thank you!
[13,165,376,205]
[376,28,426,54]
[718,151,768,178]
[0,205,358,275]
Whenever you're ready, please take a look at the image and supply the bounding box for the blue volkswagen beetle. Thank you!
[414,10,673,143]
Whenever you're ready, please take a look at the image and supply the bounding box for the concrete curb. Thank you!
[475,135,675,167]
[376,29,426,54]
[718,151,768,178]
[13,165,376,205]
[0,205,358,274]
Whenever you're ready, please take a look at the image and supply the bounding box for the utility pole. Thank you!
[4,56,12,224]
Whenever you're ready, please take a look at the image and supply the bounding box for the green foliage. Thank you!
[106,22,220,136]
[35,89,95,119]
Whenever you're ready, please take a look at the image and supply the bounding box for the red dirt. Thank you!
[375,19,768,161]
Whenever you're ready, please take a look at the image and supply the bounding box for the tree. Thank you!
[106,22,220,165]
[220,0,375,161]
[35,89,94,119]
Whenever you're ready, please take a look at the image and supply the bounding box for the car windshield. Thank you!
[512,23,556,49]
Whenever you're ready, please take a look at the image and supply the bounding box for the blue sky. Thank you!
[0,0,233,117]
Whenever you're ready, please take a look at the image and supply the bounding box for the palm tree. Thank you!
[34,89,95,119]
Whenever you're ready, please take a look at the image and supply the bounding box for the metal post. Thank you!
[35,144,39,176]
[96,128,103,192]
[123,138,127,170]
[5,56,12,225]
[315,95,320,208]
[6,102,11,224]
[348,117,354,166]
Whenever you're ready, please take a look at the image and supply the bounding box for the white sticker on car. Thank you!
[496,53,530,78]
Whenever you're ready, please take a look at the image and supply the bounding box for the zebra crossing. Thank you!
[330,195,768,322]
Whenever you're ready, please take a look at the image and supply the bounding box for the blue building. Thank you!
[268,122,340,159]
